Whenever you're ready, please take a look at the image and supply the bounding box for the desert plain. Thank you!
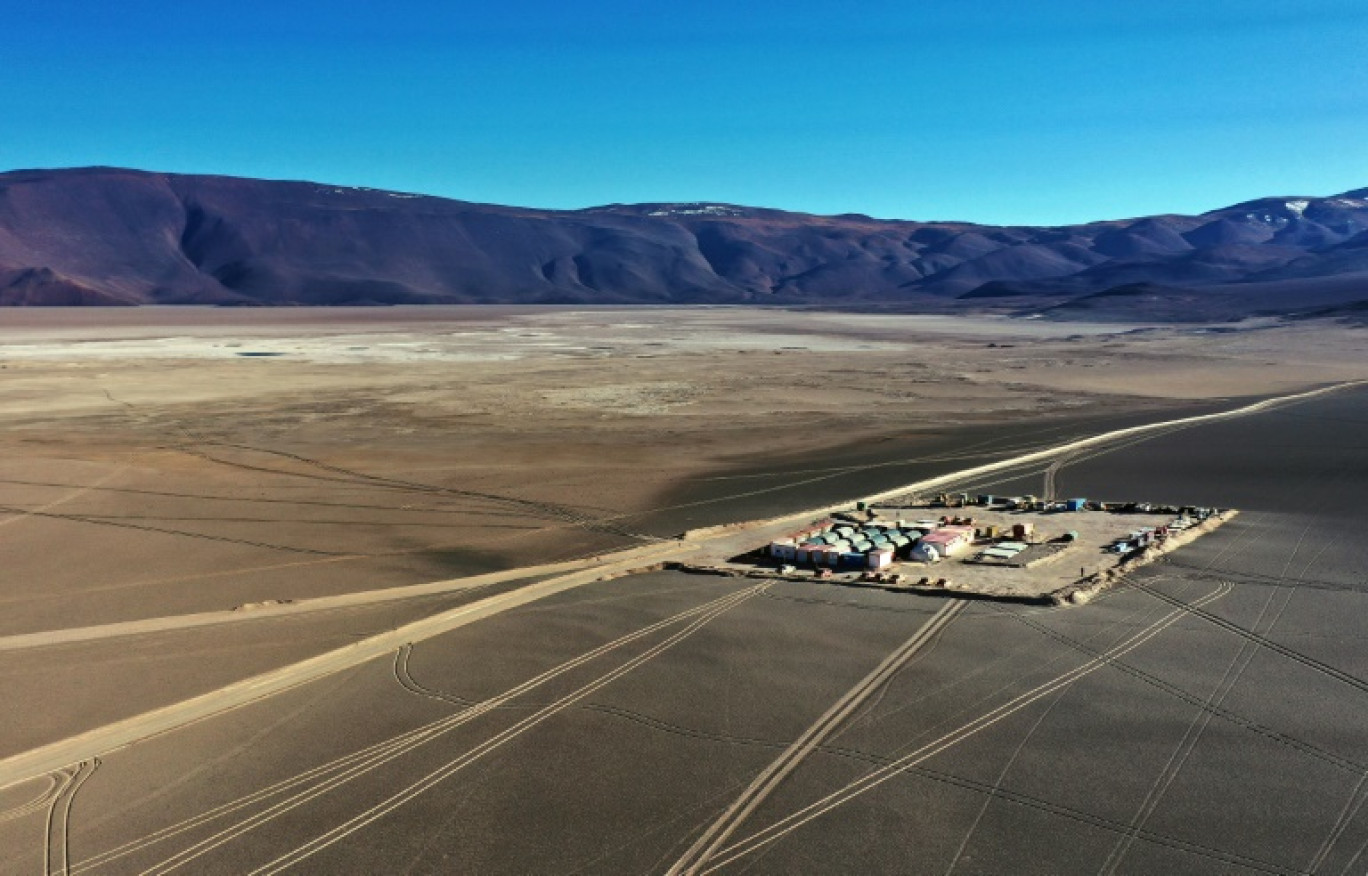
[2,306,1368,874]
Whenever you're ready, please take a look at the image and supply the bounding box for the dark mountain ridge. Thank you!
[1,166,1366,320]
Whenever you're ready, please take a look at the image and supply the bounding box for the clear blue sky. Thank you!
[3,1,1366,225]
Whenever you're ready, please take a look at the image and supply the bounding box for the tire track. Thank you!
[0,774,60,824]
[994,593,1368,778]
[0,504,343,556]
[885,760,1299,876]
[71,584,761,875]
[1097,584,1293,876]
[1132,583,1368,697]
[925,383,1368,504]
[1038,423,1196,501]
[41,770,74,876]
[45,758,98,876]
[838,592,1175,751]
[1106,522,1338,875]
[942,687,1069,876]
[699,582,1237,874]
[1333,828,1368,875]
[1309,770,1368,874]
[666,600,967,876]
[0,468,128,531]
[241,584,767,875]
[186,443,651,541]
[573,711,1304,875]
[0,476,533,519]
[392,644,478,708]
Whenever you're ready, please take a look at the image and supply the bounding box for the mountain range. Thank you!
[2,166,1366,321]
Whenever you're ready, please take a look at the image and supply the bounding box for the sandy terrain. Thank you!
[2,309,1367,874]
[3,309,1363,633]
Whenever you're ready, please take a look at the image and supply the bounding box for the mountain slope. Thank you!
[1,166,1365,319]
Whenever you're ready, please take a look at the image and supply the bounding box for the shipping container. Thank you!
[867,549,894,569]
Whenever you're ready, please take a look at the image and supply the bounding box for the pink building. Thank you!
[911,525,975,562]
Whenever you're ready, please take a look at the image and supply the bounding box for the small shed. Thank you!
[867,549,894,570]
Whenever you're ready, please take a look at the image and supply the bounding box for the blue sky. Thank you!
[2,1,1366,224]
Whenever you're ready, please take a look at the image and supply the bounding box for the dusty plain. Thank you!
[2,306,1367,874]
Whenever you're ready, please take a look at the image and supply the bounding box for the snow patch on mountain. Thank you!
[647,205,746,217]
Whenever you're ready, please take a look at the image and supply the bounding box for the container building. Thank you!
[910,525,975,562]
[867,549,894,570]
